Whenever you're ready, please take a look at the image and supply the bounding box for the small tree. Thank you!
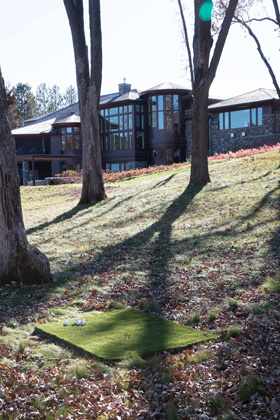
[64,84,78,106]
[64,0,106,204]
[48,85,64,112]
[0,68,51,286]
[8,82,38,128]
[36,83,51,115]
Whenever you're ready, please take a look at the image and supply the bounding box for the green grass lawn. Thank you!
[36,309,214,360]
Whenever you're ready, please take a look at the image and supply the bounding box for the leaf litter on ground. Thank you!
[0,148,280,419]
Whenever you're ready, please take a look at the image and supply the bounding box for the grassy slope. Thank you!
[0,150,280,419]
[21,150,280,309]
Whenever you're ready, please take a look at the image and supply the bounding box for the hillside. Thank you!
[0,150,280,419]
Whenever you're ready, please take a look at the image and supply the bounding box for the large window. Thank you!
[100,105,136,151]
[61,126,81,151]
[219,108,262,130]
[148,94,179,133]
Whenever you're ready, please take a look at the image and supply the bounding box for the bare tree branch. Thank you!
[207,0,239,88]
[235,16,280,98]
[242,16,279,25]
[177,0,194,89]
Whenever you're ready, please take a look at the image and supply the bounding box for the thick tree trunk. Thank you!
[189,0,212,185]
[79,87,106,204]
[189,0,239,185]
[0,69,51,286]
[190,84,211,184]
[64,0,106,205]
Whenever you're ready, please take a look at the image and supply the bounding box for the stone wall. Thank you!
[210,113,280,155]
[105,161,148,171]
[185,113,280,158]
[126,161,148,170]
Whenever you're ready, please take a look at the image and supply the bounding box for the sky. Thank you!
[0,0,279,100]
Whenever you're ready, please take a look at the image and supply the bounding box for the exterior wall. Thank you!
[185,119,192,157]
[105,161,148,171]
[126,161,147,170]
[51,135,61,154]
[185,112,280,158]
[210,113,280,155]
[51,161,60,177]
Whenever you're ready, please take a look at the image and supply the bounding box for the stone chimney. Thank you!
[118,78,131,96]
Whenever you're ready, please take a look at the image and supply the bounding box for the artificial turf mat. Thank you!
[35,309,215,360]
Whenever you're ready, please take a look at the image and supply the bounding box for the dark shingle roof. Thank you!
[140,82,190,96]
[12,102,80,136]
[209,88,279,110]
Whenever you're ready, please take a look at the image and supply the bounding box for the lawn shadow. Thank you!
[268,180,280,270]
[64,183,205,360]
[26,203,95,235]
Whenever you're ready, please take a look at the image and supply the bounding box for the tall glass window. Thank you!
[219,113,224,130]
[219,108,263,130]
[257,108,262,126]
[100,105,137,152]
[148,94,180,133]
[231,109,250,128]
[61,126,81,151]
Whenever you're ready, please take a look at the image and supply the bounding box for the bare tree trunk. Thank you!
[0,69,51,286]
[64,0,106,204]
[272,0,280,26]
[189,0,212,184]
[189,0,239,185]
[190,84,211,184]
[177,0,194,89]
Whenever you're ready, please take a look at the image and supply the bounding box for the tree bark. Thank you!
[64,0,106,204]
[0,69,51,286]
[189,0,213,185]
[189,0,239,185]
[272,0,280,26]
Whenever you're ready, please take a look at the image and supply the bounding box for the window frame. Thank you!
[218,107,263,130]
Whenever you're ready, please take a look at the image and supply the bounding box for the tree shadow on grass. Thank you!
[268,181,280,270]
[59,184,206,360]
[25,203,95,235]
[26,173,177,238]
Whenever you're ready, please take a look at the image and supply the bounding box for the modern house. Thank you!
[12,82,280,184]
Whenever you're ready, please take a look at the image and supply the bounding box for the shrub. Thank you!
[188,350,216,364]
[207,310,217,323]
[166,400,180,420]
[239,376,265,401]
[186,311,200,325]
[209,143,280,161]
[227,298,239,311]
[138,299,161,314]
[52,143,280,185]
[262,275,280,294]
[224,326,243,341]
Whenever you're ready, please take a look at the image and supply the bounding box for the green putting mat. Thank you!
[36,309,215,360]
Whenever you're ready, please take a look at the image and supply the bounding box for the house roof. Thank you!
[209,88,279,110]
[100,89,142,106]
[12,118,57,135]
[12,86,145,136]
[53,113,80,125]
[12,102,80,136]
[140,82,190,96]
